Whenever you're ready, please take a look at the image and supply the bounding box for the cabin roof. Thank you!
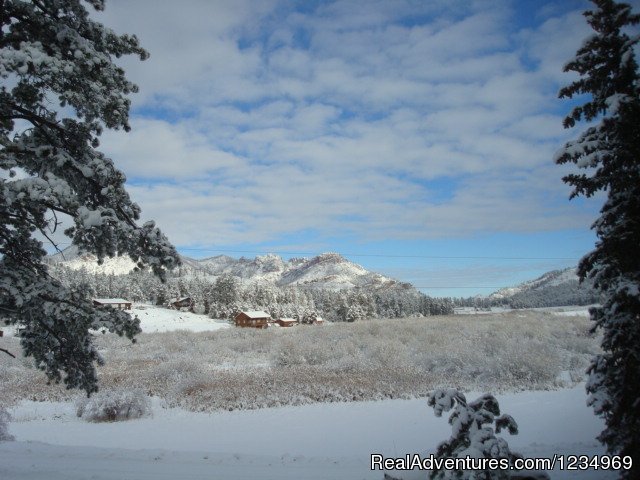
[93,298,130,304]
[170,297,191,303]
[240,310,271,319]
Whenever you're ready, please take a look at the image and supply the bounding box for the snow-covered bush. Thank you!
[273,339,332,367]
[0,407,15,441]
[273,340,307,367]
[427,389,520,480]
[76,388,151,422]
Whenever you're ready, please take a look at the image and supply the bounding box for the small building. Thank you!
[312,316,324,325]
[275,318,297,327]
[169,297,193,310]
[93,298,132,310]
[235,310,271,329]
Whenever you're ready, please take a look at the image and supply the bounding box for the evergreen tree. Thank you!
[427,389,520,480]
[0,0,179,394]
[213,274,239,306]
[555,0,640,474]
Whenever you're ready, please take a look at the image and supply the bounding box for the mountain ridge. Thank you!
[48,247,597,306]
[487,266,599,308]
[47,247,401,292]
[489,267,580,299]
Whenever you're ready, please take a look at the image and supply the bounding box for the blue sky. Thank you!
[89,0,638,297]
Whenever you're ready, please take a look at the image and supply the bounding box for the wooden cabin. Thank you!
[93,298,132,310]
[234,310,271,329]
[275,318,297,327]
[169,297,193,310]
[312,316,324,325]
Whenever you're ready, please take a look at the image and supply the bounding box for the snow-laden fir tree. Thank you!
[427,389,521,480]
[0,0,179,394]
[555,0,640,475]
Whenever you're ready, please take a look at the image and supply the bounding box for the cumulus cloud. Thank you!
[92,0,600,250]
[101,119,247,179]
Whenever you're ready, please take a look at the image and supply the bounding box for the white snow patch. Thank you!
[131,304,231,333]
[545,306,593,318]
[239,310,271,319]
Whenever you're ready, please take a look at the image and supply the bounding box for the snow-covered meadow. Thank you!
[0,306,613,479]
[1,306,599,409]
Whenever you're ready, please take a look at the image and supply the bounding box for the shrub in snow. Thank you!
[273,340,307,367]
[427,389,521,480]
[76,388,151,422]
[0,407,15,441]
[272,339,332,367]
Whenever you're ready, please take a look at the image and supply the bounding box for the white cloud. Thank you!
[100,119,247,179]
[90,0,603,249]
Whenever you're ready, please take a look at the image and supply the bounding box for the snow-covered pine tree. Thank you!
[427,389,521,480]
[555,0,640,475]
[0,0,180,394]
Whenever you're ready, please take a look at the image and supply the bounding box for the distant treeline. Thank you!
[50,265,454,321]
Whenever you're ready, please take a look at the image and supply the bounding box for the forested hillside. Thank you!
[455,267,600,309]
[49,263,453,321]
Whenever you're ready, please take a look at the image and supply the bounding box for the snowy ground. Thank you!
[131,304,231,333]
[0,385,615,480]
[541,306,593,318]
[0,306,614,479]
[0,304,231,337]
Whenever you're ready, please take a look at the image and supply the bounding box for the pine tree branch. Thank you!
[31,0,58,19]
[8,104,65,134]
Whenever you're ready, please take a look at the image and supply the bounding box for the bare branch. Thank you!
[0,347,16,358]
[38,226,64,256]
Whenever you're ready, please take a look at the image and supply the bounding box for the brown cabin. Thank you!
[275,318,297,327]
[312,316,324,325]
[169,297,193,310]
[235,310,271,329]
[93,298,132,310]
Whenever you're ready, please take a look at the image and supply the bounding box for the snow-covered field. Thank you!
[454,305,592,317]
[0,305,614,479]
[131,304,231,333]
[1,308,600,410]
[0,386,614,480]
[1,304,231,337]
